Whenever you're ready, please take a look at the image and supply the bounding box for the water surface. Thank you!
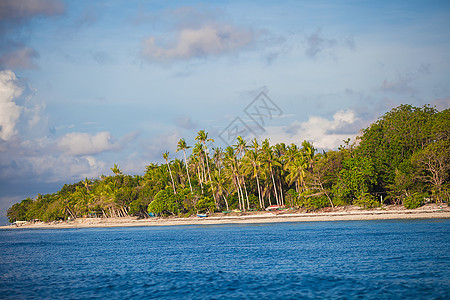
[0,219,449,299]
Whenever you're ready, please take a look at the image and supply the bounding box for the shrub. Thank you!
[354,192,380,209]
[195,196,215,213]
[298,191,329,211]
[403,192,426,209]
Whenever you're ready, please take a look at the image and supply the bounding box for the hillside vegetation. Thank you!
[7,104,449,223]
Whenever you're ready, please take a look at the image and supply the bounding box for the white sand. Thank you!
[2,204,449,230]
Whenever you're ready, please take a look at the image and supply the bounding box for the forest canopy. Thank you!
[7,104,449,223]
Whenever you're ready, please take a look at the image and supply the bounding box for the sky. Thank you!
[0,0,449,223]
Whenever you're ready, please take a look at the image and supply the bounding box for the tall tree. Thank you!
[195,130,218,209]
[234,136,250,210]
[357,104,437,188]
[261,139,282,206]
[195,130,213,181]
[176,138,193,192]
[163,151,177,195]
[411,140,450,202]
[224,146,244,210]
[111,164,122,176]
[245,145,263,209]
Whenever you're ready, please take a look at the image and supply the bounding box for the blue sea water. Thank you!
[0,220,449,299]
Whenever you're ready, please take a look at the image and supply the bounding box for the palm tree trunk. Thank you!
[320,182,334,208]
[233,175,242,211]
[212,183,219,210]
[121,206,128,217]
[183,150,193,192]
[201,159,206,182]
[203,142,213,182]
[271,170,280,206]
[256,175,263,210]
[233,180,240,210]
[237,178,245,211]
[197,166,204,194]
[66,207,76,219]
[242,176,250,210]
[222,195,229,211]
[166,161,177,195]
[278,181,284,206]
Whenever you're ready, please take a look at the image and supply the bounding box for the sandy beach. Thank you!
[2,203,449,230]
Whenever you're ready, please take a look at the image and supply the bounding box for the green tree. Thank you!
[411,140,450,203]
[234,136,250,210]
[357,104,437,189]
[335,156,378,207]
[195,130,218,209]
[244,139,263,209]
[163,151,177,195]
[176,138,193,192]
[261,139,282,206]
[7,198,33,222]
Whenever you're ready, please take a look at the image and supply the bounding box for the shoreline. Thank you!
[2,204,449,229]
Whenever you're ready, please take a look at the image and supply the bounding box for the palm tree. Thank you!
[83,177,92,192]
[214,170,230,211]
[163,151,176,194]
[213,147,224,177]
[224,146,244,210]
[261,139,282,206]
[233,136,248,159]
[301,140,316,166]
[274,143,288,206]
[176,138,193,192]
[111,164,122,176]
[285,154,308,193]
[245,147,263,209]
[195,130,214,181]
[192,143,206,193]
[171,158,185,187]
[195,130,218,209]
[233,136,250,210]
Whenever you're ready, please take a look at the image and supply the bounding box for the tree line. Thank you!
[7,104,449,223]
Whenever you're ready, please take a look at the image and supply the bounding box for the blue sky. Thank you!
[0,0,449,223]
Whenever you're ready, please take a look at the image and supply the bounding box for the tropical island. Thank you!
[5,104,450,227]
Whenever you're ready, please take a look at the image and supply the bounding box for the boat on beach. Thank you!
[265,205,285,211]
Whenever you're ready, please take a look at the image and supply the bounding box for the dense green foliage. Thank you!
[7,104,449,223]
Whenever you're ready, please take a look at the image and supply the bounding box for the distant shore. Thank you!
[2,204,449,230]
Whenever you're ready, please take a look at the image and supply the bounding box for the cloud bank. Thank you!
[58,132,119,156]
[0,70,124,186]
[0,70,23,141]
[265,110,359,150]
[0,0,65,70]
[142,23,255,62]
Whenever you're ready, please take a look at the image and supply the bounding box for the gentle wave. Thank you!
[0,220,449,299]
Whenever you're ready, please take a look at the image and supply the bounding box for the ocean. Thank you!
[0,219,449,299]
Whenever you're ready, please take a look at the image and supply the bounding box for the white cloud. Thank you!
[141,23,255,61]
[145,131,183,161]
[264,110,358,150]
[23,154,106,182]
[58,132,119,156]
[0,70,23,141]
[0,136,112,183]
